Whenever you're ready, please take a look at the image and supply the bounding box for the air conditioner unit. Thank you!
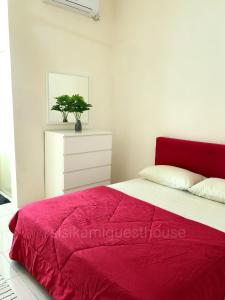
[45,0,100,20]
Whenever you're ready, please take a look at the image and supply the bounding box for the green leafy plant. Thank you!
[51,94,92,124]
[70,94,92,120]
[51,95,73,122]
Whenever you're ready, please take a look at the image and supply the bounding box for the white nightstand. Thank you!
[45,130,112,197]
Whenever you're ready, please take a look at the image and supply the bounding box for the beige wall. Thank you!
[8,0,114,206]
[8,0,225,204]
[112,0,225,183]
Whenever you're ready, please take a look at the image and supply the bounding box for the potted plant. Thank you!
[51,95,72,123]
[70,94,92,132]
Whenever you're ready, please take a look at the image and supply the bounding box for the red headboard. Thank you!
[155,137,225,179]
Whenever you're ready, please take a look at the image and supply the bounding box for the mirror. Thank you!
[47,72,90,124]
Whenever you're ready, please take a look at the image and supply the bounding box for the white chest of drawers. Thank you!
[45,130,112,197]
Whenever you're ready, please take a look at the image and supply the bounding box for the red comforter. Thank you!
[9,186,225,300]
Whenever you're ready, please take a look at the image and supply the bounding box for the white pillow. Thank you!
[189,178,225,204]
[138,165,205,190]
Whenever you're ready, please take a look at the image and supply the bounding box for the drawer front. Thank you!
[64,166,111,190]
[64,135,112,155]
[64,151,111,172]
[64,180,111,193]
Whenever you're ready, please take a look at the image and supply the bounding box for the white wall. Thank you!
[112,0,225,183]
[0,0,15,199]
[8,0,114,206]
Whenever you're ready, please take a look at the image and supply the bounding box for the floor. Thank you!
[0,203,52,299]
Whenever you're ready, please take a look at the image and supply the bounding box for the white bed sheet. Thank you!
[110,178,225,232]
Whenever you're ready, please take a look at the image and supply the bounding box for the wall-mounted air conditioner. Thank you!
[45,0,100,21]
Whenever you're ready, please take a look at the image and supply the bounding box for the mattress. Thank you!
[110,178,225,232]
[9,184,225,300]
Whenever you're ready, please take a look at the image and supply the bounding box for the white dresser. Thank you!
[45,130,112,197]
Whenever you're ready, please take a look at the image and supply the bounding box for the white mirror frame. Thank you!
[46,72,90,125]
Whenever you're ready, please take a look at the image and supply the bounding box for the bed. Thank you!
[9,137,225,300]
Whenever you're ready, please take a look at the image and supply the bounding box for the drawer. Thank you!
[64,180,111,193]
[64,135,112,154]
[64,150,111,172]
[64,166,111,190]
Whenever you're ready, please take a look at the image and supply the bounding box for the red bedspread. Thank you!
[9,186,225,300]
